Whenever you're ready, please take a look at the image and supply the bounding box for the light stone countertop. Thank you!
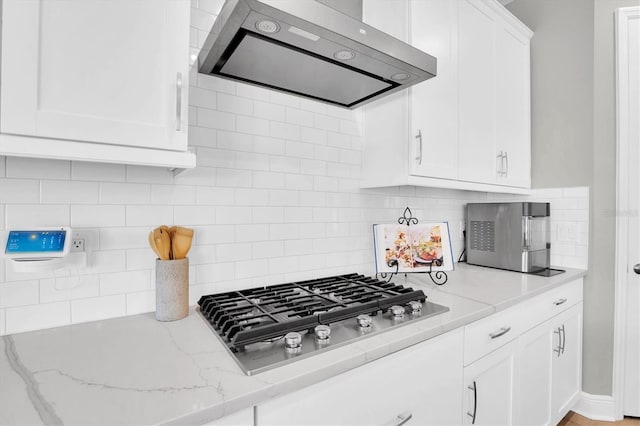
[0,264,586,426]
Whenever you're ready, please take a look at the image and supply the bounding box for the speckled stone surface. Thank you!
[155,258,189,322]
[0,265,586,425]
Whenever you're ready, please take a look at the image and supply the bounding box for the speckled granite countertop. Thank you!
[0,264,586,426]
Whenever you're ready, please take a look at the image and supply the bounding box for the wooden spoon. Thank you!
[148,231,161,259]
[172,226,194,260]
[153,228,171,260]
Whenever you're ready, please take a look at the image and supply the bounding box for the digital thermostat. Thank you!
[4,227,71,259]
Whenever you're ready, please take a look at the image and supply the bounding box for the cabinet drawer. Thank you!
[520,279,584,332]
[464,307,523,366]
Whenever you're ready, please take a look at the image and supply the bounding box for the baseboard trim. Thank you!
[572,392,618,421]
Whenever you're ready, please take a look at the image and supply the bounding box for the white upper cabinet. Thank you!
[362,0,532,193]
[410,0,458,180]
[0,0,195,169]
[457,0,497,185]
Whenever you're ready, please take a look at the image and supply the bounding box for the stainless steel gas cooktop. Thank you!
[197,273,449,375]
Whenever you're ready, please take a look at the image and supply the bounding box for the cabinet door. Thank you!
[516,319,554,426]
[495,23,531,188]
[409,0,458,180]
[463,341,516,426]
[457,0,497,185]
[258,329,464,426]
[1,0,189,151]
[551,303,583,424]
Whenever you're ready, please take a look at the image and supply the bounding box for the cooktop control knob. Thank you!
[408,301,422,315]
[356,314,373,329]
[390,305,405,319]
[314,325,331,341]
[284,332,302,350]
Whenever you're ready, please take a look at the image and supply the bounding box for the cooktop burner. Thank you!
[197,273,449,375]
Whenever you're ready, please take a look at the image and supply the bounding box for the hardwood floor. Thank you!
[558,412,640,425]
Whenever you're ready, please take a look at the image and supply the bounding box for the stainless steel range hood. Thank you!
[197,0,437,109]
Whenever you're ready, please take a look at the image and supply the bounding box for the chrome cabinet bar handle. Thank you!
[415,130,423,165]
[176,72,183,131]
[561,324,566,355]
[504,151,509,176]
[467,381,477,424]
[489,326,511,339]
[554,298,568,306]
[554,327,562,356]
[497,151,503,176]
[395,412,413,426]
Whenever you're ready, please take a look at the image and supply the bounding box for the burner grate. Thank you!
[197,273,426,351]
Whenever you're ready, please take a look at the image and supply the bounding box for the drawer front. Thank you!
[464,307,523,366]
[520,279,584,332]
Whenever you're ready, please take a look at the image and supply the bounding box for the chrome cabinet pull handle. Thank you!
[504,151,509,176]
[554,327,562,356]
[554,298,568,306]
[467,381,477,424]
[497,150,503,176]
[415,130,423,165]
[561,324,566,355]
[176,72,183,131]
[489,326,511,339]
[395,412,413,426]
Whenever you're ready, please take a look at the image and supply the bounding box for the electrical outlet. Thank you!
[71,239,85,253]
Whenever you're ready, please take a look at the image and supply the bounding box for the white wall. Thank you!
[0,1,589,336]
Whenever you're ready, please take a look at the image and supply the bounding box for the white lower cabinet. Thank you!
[205,408,254,426]
[256,329,464,426]
[463,341,517,425]
[550,303,583,424]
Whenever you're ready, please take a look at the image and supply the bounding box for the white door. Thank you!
[463,341,516,425]
[0,0,189,151]
[457,0,497,185]
[620,6,640,418]
[409,0,458,180]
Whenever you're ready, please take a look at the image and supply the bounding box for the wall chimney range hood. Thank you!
[197,0,437,109]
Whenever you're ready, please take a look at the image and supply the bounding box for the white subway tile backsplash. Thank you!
[215,169,253,188]
[190,87,218,110]
[216,243,251,262]
[80,250,126,275]
[197,74,236,95]
[100,227,149,250]
[285,141,314,159]
[72,205,124,227]
[217,130,253,152]
[236,83,271,102]
[126,290,155,316]
[173,167,217,187]
[190,7,216,31]
[126,249,156,271]
[71,295,126,323]
[189,126,218,148]
[216,206,252,224]
[0,156,5,177]
[196,262,234,284]
[269,190,299,207]
[198,108,236,131]
[285,174,314,191]
[174,205,215,225]
[237,115,270,136]
[0,280,39,308]
[6,205,70,228]
[150,184,196,205]
[41,180,100,204]
[254,101,286,122]
[0,179,40,204]
[235,188,269,206]
[314,114,340,132]
[252,241,284,259]
[270,91,301,108]
[253,136,285,155]
[218,93,253,116]
[5,302,70,334]
[196,225,235,245]
[235,224,269,242]
[234,151,270,171]
[100,270,150,296]
[196,186,235,205]
[269,223,299,240]
[101,183,150,205]
[236,259,269,279]
[253,171,285,189]
[272,121,301,141]
[6,157,70,179]
[270,156,301,174]
[39,275,100,303]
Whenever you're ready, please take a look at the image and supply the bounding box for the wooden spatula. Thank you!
[153,227,171,260]
[148,231,161,259]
